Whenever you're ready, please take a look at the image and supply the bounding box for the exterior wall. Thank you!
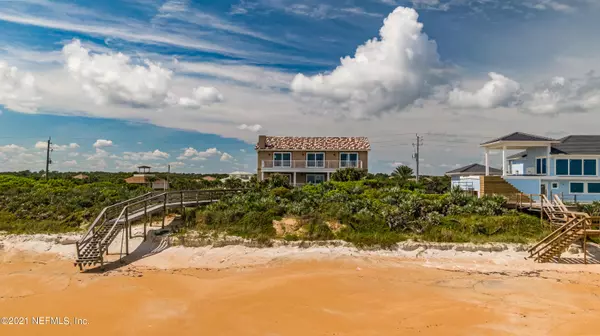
[262,172,329,185]
[547,180,600,202]
[509,147,549,175]
[256,150,369,181]
[503,177,540,195]
[450,176,480,195]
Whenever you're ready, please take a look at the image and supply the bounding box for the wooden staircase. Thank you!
[528,195,592,263]
[74,189,245,270]
[480,176,531,202]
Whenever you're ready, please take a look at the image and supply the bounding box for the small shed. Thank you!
[446,163,502,196]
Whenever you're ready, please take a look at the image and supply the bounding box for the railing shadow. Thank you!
[83,220,180,273]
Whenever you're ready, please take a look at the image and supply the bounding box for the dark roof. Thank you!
[445,163,502,176]
[507,151,527,160]
[481,132,556,145]
[138,165,151,169]
[551,135,600,155]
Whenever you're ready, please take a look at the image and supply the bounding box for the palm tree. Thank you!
[391,165,413,180]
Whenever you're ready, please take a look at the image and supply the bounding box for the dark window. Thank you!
[570,182,584,193]
[556,159,569,175]
[536,158,547,174]
[584,159,597,176]
[306,153,325,168]
[570,159,583,175]
[589,183,600,194]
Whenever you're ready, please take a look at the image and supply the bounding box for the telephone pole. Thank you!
[45,137,53,180]
[412,134,424,182]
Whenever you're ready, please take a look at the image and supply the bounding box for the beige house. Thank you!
[256,135,370,186]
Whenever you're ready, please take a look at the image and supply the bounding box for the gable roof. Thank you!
[257,136,370,151]
[445,163,502,176]
[481,132,557,145]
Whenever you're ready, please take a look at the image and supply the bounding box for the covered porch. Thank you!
[479,132,560,177]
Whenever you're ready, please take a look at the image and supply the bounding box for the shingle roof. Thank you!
[481,132,557,145]
[507,151,527,160]
[551,135,600,155]
[445,163,502,176]
[257,136,370,151]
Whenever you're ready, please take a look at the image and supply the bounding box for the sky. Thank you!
[0,0,599,175]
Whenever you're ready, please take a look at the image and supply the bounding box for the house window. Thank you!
[306,174,325,184]
[584,159,597,176]
[556,159,569,175]
[340,153,359,168]
[273,152,291,167]
[306,153,325,168]
[551,182,559,189]
[588,183,600,194]
[570,159,583,175]
[536,158,547,175]
[570,182,585,194]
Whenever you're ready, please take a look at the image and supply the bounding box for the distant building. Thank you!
[72,174,89,180]
[124,166,169,190]
[446,163,502,196]
[202,176,217,182]
[222,171,254,183]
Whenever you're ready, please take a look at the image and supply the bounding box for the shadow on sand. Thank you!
[552,243,600,265]
[84,220,182,273]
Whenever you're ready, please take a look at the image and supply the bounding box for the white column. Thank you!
[327,172,330,181]
[546,145,551,176]
[502,146,507,177]
[261,171,264,181]
[293,172,297,186]
[484,149,490,176]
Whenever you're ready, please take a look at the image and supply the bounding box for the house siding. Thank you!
[503,177,540,195]
[450,176,480,195]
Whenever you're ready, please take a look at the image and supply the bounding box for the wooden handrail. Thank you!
[527,216,578,253]
[529,217,585,256]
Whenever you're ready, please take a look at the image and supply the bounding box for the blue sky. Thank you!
[0,0,599,174]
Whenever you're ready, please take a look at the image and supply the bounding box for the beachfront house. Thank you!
[124,166,169,190]
[255,135,370,186]
[480,132,600,202]
[445,163,502,196]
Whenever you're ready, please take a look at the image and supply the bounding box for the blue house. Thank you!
[480,132,600,202]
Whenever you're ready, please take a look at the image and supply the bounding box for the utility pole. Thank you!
[45,137,53,180]
[165,164,170,190]
[412,134,423,182]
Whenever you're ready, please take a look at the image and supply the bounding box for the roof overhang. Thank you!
[479,140,560,150]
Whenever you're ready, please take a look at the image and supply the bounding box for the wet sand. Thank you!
[2,250,600,336]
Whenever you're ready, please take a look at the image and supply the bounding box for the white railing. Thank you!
[261,160,363,169]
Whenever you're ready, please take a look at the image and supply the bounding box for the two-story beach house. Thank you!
[480,132,600,202]
[256,135,370,186]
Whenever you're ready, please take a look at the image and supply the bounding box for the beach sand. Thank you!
[2,232,600,335]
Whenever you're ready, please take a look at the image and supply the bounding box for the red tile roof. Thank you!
[257,136,370,151]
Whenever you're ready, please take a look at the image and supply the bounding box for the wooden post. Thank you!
[196,191,199,207]
[540,195,544,224]
[584,224,588,265]
[125,208,129,255]
[162,193,167,229]
[180,191,184,220]
[144,200,148,240]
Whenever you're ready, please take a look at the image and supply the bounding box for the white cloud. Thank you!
[177,147,221,160]
[62,39,174,107]
[521,74,600,114]
[240,149,246,153]
[62,160,78,167]
[68,152,80,157]
[448,72,521,109]
[237,124,262,132]
[290,7,445,118]
[167,86,224,107]
[524,0,575,13]
[35,141,80,151]
[389,161,405,167]
[0,144,26,153]
[93,139,113,148]
[168,161,185,168]
[220,152,234,161]
[0,61,40,113]
[122,149,170,161]
[86,148,109,161]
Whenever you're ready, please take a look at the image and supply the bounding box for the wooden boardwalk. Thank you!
[74,189,245,270]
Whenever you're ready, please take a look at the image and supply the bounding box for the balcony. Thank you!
[261,160,363,170]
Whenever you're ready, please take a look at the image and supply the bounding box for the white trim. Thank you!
[306,152,325,168]
[273,152,292,168]
[569,181,586,194]
[340,152,359,168]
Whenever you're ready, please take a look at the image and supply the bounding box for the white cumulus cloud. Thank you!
[177,147,221,160]
[62,160,78,167]
[123,149,170,161]
[220,152,233,161]
[35,141,80,151]
[290,6,445,118]
[448,72,521,109]
[0,61,40,113]
[521,74,600,115]
[237,124,262,132]
[167,86,224,107]
[62,39,174,107]
[93,139,113,148]
[0,144,27,153]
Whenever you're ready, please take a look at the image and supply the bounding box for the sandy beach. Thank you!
[2,231,600,336]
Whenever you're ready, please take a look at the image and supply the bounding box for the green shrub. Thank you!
[331,168,367,182]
